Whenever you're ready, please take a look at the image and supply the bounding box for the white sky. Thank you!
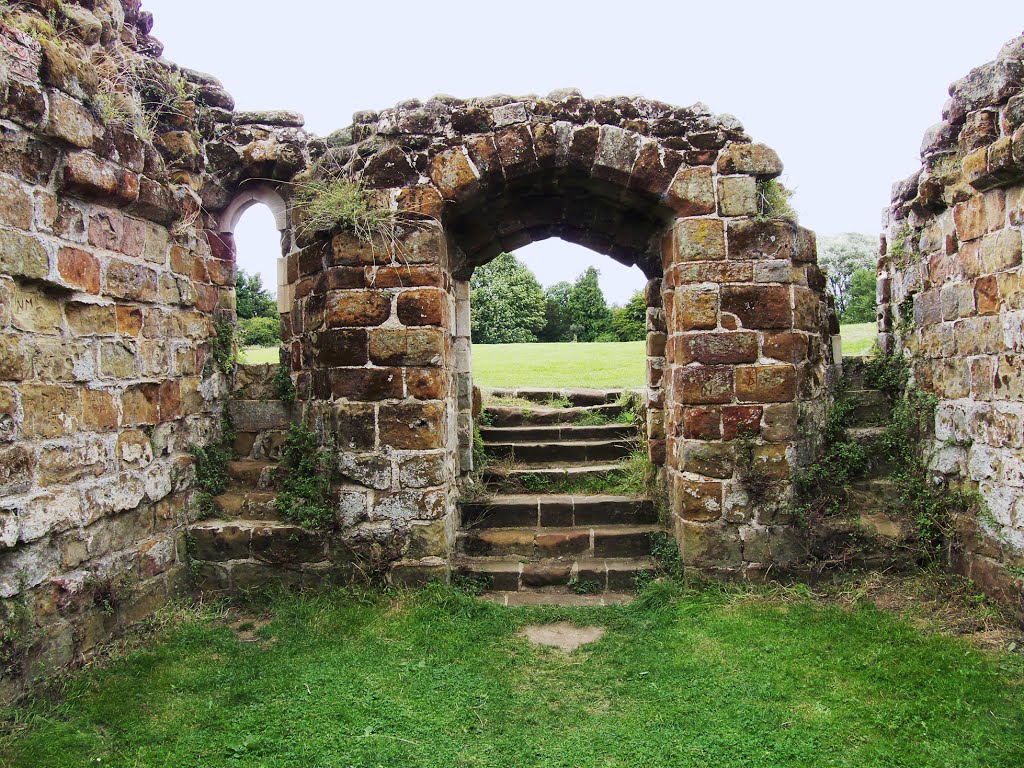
[145,0,1023,303]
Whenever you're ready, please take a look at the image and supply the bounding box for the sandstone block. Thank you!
[717,175,757,217]
[0,228,49,281]
[673,287,718,331]
[717,143,783,177]
[57,247,100,294]
[673,365,734,405]
[105,259,158,302]
[0,174,33,230]
[379,401,444,450]
[677,332,758,365]
[369,328,444,367]
[668,218,725,262]
[313,328,369,367]
[673,477,723,522]
[735,365,797,403]
[682,406,722,439]
[397,289,444,326]
[721,285,792,329]
[325,290,392,327]
[332,402,377,450]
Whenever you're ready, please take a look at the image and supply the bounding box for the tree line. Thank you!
[235,269,280,345]
[469,253,648,344]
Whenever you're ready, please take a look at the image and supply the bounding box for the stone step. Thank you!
[188,519,326,564]
[484,403,624,428]
[226,460,277,489]
[847,389,891,426]
[845,426,896,478]
[847,477,900,514]
[226,399,294,432]
[457,524,662,558]
[484,439,633,464]
[453,556,657,592]
[481,462,624,489]
[213,491,279,521]
[461,494,657,529]
[480,423,635,443]
[840,355,871,389]
[484,387,628,407]
[234,429,287,461]
[482,591,636,607]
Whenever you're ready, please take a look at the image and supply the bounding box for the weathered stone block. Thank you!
[676,331,758,365]
[663,166,716,216]
[0,228,49,281]
[369,328,444,367]
[673,287,718,331]
[667,218,725,262]
[721,285,792,329]
[673,477,723,521]
[979,230,1022,274]
[397,288,444,326]
[325,290,392,327]
[57,247,100,294]
[332,402,377,450]
[673,365,734,405]
[682,406,722,439]
[735,365,797,403]
[314,328,369,367]
[717,175,757,217]
[379,401,444,450]
[717,143,783,177]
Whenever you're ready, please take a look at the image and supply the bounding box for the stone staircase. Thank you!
[455,389,665,605]
[807,357,917,569]
[187,366,341,591]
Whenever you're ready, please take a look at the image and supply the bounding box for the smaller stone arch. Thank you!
[216,184,292,316]
[218,184,289,234]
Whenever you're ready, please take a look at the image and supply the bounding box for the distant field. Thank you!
[239,325,877,386]
[473,341,645,389]
[840,323,877,356]
[238,346,280,364]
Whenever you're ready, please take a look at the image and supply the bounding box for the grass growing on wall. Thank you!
[2,583,1022,768]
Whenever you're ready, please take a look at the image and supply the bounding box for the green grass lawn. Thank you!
[473,341,645,389]
[240,325,876,384]
[840,323,877,357]
[238,346,280,364]
[2,583,1022,768]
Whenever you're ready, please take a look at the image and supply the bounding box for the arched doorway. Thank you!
[278,93,832,582]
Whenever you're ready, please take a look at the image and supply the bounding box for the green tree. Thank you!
[842,267,878,324]
[538,282,573,342]
[236,269,278,320]
[470,253,547,344]
[567,267,612,342]
[817,233,877,317]
[611,291,647,341]
[239,316,280,346]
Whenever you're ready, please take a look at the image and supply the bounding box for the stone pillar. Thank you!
[662,213,829,576]
[286,222,458,584]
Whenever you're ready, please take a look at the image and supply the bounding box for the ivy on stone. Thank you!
[275,420,335,530]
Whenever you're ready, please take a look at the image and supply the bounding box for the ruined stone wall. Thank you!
[0,0,310,699]
[286,94,834,581]
[879,33,1024,608]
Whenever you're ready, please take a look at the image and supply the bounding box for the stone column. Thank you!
[662,210,828,577]
[286,222,458,584]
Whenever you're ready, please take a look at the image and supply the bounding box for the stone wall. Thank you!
[0,0,308,699]
[283,94,834,581]
[0,0,836,697]
[879,33,1024,610]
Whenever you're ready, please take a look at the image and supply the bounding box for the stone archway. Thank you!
[280,93,832,580]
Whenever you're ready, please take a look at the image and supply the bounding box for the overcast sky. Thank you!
[145,0,1023,302]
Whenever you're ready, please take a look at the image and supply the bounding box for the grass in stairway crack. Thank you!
[3,580,1023,768]
[487,447,656,497]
